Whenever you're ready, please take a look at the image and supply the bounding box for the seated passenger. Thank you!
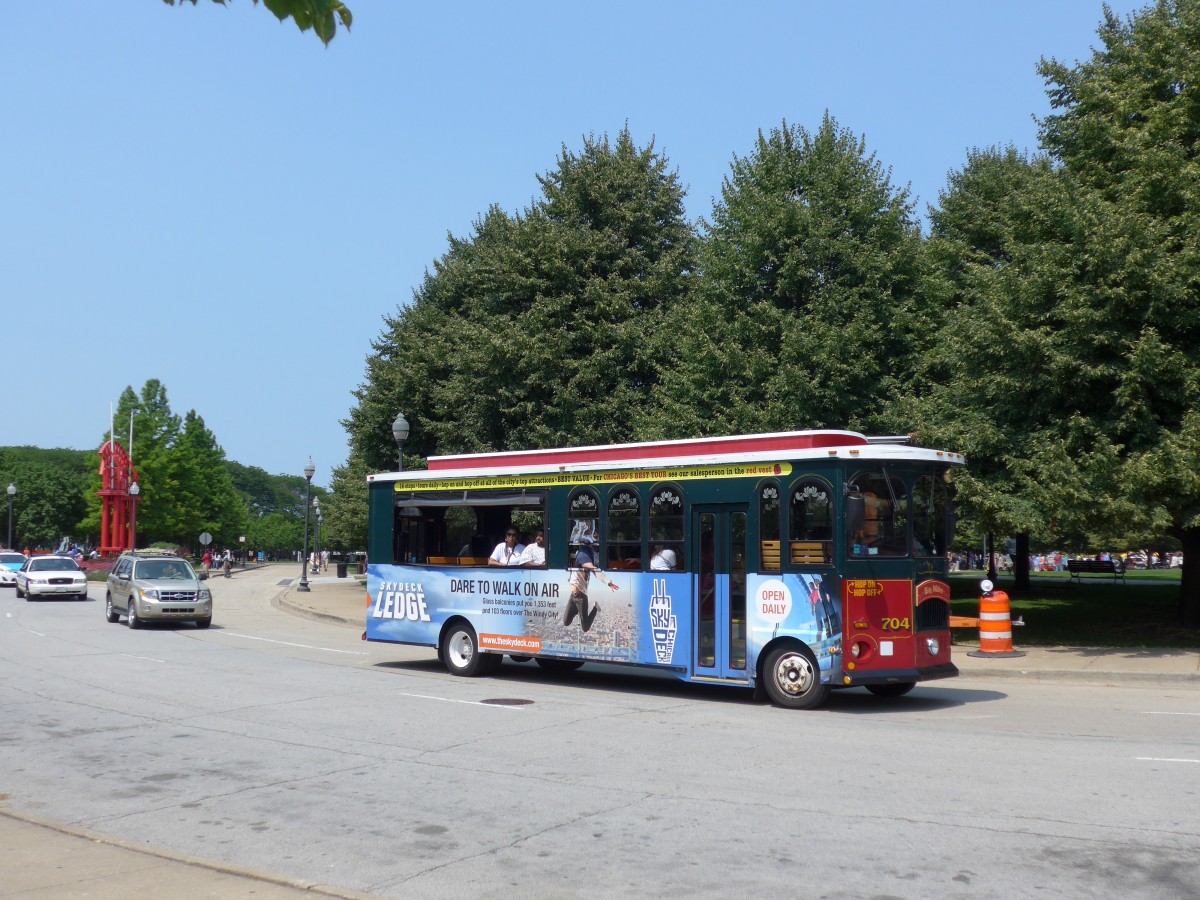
[488,527,526,566]
[650,546,677,571]
[517,531,546,566]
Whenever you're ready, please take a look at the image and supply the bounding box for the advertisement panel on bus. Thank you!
[367,564,847,681]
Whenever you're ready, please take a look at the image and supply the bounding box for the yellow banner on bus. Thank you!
[394,462,793,492]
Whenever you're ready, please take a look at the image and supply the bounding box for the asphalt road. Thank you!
[1,569,1198,899]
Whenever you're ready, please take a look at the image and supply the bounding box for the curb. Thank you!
[0,807,379,900]
[272,587,363,629]
[954,666,1200,688]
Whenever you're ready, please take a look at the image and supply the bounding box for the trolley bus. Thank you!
[364,430,963,709]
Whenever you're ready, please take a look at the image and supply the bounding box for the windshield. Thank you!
[135,559,195,580]
[0,553,26,565]
[31,557,80,572]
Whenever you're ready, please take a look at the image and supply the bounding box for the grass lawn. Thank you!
[947,570,1200,649]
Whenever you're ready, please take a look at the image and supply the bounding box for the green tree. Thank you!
[345,127,696,472]
[175,411,249,548]
[163,0,352,45]
[81,380,253,550]
[645,115,927,439]
[1035,0,1200,625]
[323,454,368,551]
[907,147,1116,589]
[245,512,303,554]
[0,458,88,550]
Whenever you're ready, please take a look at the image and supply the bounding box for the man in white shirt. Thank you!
[488,527,526,566]
[517,531,546,566]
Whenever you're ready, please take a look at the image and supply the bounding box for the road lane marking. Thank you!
[122,653,167,663]
[1144,711,1200,716]
[1134,757,1200,763]
[220,632,366,655]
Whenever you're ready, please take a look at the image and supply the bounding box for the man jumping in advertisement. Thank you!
[564,531,617,633]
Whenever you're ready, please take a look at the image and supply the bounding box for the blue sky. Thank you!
[1,1,1145,486]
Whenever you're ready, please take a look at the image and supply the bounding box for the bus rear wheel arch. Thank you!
[761,643,830,710]
[439,620,500,677]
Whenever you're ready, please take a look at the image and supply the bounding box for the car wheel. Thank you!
[762,644,830,710]
[127,599,141,629]
[15,582,24,599]
[195,617,212,629]
[105,594,119,623]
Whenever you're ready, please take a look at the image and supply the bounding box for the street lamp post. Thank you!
[6,483,14,549]
[314,503,323,575]
[128,481,140,551]
[392,412,409,472]
[298,457,315,592]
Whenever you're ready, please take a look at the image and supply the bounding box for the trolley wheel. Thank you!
[762,645,829,710]
[535,658,584,674]
[105,594,119,623]
[866,682,916,698]
[441,622,493,677]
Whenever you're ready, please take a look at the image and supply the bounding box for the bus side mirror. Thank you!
[845,493,865,535]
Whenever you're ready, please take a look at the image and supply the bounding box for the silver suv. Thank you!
[105,551,213,629]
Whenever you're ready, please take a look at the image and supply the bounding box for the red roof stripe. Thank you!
[426,430,867,472]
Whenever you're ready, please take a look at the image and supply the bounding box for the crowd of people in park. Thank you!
[949,549,1182,573]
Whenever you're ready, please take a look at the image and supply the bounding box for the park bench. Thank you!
[1067,559,1126,584]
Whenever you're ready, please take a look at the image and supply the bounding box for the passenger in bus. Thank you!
[517,531,546,567]
[488,527,526,566]
[650,546,677,571]
[564,533,617,632]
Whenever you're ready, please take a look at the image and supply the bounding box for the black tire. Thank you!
[127,599,141,629]
[535,658,585,674]
[105,594,119,623]
[195,617,212,629]
[509,655,533,663]
[762,644,830,710]
[866,682,916,698]
[440,622,490,677]
[15,582,24,599]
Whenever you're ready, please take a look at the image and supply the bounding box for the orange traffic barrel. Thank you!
[967,589,1026,659]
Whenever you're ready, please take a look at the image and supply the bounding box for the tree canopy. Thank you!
[163,0,352,45]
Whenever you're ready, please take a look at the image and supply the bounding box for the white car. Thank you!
[15,555,89,601]
[0,551,26,587]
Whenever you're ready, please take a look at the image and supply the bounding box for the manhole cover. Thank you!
[481,698,534,706]
[277,580,294,586]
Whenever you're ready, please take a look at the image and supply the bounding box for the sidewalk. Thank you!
[275,573,1200,688]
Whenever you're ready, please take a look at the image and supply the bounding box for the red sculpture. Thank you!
[98,441,140,555]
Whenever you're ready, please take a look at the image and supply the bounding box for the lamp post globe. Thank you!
[298,457,315,592]
[392,412,409,472]
[6,483,14,550]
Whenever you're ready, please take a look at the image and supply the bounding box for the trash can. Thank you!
[336,562,348,579]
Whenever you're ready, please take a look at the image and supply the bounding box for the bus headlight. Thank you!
[926,637,940,655]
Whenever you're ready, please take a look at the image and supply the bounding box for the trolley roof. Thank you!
[367,430,964,484]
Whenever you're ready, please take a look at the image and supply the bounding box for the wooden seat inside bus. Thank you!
[426,555,456,565]
[791,541,831,565]
[761,540,782,570]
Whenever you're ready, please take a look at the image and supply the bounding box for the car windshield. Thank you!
[32,558,79,572]
[1,553,26,565]
[136,560,194,580]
